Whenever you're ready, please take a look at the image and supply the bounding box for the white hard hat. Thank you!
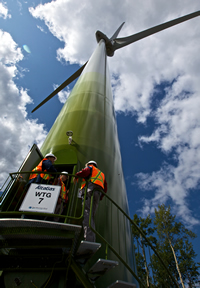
[45,153,57,161]
[87,160,97,167]
[61,171,68,175]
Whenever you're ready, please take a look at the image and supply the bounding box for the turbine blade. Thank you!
[113,10,200,50]
[110,22,125,40]
[32,61,88,113]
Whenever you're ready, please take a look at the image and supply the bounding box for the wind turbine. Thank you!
[0,10,199,288]
[32,10,200,112]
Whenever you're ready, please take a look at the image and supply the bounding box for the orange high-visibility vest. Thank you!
[29,158,53,181]
[60,178,68,202]
[81,165,105,190]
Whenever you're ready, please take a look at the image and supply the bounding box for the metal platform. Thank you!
[0,219,82,249]
[0,218,82,239]
[108,280,137,288]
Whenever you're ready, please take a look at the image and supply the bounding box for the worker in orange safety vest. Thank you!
[23,153,57,220]
[53,171,69,222]
[28,153,57,185]
[74,160,107,242]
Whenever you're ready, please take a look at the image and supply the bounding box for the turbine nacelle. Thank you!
[96,30,115,57]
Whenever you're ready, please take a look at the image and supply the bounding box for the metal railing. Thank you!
[89,189,179,288]
[0,171,86,224]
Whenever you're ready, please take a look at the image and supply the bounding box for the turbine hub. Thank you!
[95,31,115,57]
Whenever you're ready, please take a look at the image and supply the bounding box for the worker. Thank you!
[53,171,69,222]
[28,153,57,185]
[22,153,57,220]
[74,160,107,242]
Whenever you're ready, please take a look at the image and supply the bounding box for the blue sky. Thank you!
[1,0,200,265]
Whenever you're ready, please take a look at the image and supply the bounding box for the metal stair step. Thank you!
[108,280,136,288]
[0,218,82,248]
[87,258,118,281]
[75,240,101,264]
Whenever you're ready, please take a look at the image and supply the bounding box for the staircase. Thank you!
[0,218,137,287]
[76,241,136,287]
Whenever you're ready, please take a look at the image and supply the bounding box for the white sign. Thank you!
[19,183,60,214]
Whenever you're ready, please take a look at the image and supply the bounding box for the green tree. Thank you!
[154,204,200,288]
[132,214,157,287]
[150,238,179,287]
[132,206,200,287]
[177,239,200,287]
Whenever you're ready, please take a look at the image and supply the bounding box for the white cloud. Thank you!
[28,0,200,225]
[0,29,48,185]
[137,75,200,225]
[36,25,47,33]
[53,84,71,103]
[136,158,200,226]
[0,2,11,19]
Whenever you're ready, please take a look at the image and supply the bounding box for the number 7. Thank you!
[38,198,44,204]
